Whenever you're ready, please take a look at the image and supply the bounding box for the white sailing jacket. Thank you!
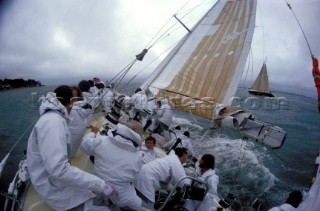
[82,91,100,109]
[134,152,186,203]
[101,88,115,110]
[81,130,144,210]
[185,168,219,211]
[140,145,159,164]
[296,174,320,211]
[166,133,195,156]
[129,90,148,111]
[27,92,107,210]
[68,103,92,157]
[197,169,219,210]
[156,98,173,127]
[269,204,296,211]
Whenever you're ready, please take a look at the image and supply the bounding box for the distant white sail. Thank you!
[142,0,257,120]
[248,62,274,97]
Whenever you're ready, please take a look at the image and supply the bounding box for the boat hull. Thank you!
[248,90,274,97]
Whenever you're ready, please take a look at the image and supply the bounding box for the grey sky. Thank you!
[0,0,319,98]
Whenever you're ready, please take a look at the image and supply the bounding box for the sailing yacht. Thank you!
[141,0,285,148]
[248,63,274,97]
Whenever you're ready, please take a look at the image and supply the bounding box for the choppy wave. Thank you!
[172,116,204,130]
[157,91,319,210]
[193,134,277,208]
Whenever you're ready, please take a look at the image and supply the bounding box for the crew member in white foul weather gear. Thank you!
[81,124,144,210]
[68,85,93,157]
[184,154,219,211]
[140,135,160,164]
[127,88,148,122]
[26,85,115,211]
[134,147,188,206]
[269,190,302,211]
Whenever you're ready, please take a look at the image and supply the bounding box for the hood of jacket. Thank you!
[39,92,69,119]
[136,90,146,95]
[106,123,142,148]
[161,98,168,105]
[201,168,216,179]
[161,98,171,109]
[115,123,142,147]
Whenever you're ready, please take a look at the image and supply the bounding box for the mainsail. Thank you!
[248,62,274,97]
[141,0,257,120]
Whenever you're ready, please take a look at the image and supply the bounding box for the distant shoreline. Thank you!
[0,85,46,93]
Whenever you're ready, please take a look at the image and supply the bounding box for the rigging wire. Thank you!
[243,2,264,89]
[145,0,192,49]
[7,121,36,154]
[103,1,217,95]
[146,19,180,50]
[90,1,214,107]
[144,0,192,50]
[0,119,37,177]
[144,18,174,50]
[177,0,212,21]
[284,0,313,56]
[258,2,266,61]
[242,48,252,88]
[145,0,212,49]
[120,0,217,91]
[108,59,137,88]
[86,9,193,111]
[250,49,254,86]
[284,0,320,186]
[118,40,180,92]
[110,18,184,93]
[83,59,138,115]
[101,1,217,94]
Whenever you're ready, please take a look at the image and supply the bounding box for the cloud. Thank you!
[0,0,319,98]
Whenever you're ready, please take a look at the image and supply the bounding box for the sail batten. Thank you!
[143,0,257,120]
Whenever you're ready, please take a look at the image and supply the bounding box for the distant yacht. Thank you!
[248,62,274,97]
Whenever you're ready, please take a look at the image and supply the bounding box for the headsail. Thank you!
[141,0,257,120]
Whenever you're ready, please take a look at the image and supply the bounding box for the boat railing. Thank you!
[0,189,22,211]
[157,175,209,211]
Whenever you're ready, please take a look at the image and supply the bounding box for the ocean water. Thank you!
[0,85,319,210]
